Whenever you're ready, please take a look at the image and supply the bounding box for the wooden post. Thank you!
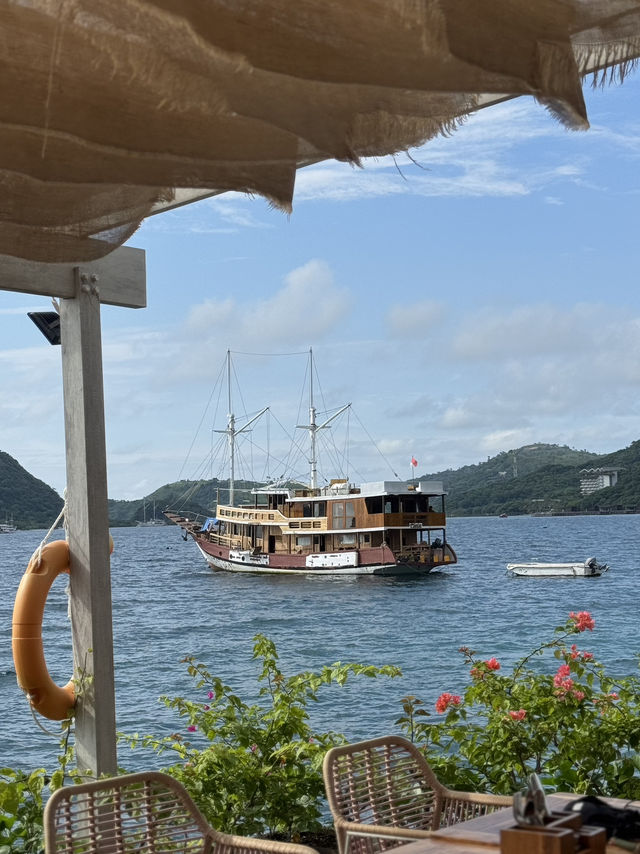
[60,271,116,776]
[1,246,145,776]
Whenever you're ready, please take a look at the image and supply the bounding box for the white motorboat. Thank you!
[507,557,608,577]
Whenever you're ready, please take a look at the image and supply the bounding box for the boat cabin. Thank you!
[209,479,450,561]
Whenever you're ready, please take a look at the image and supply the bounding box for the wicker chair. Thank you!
[44,770,319,854]
[323,735,513,854]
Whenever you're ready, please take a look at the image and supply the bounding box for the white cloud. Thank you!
[180,260,351,365]
[387,300,445,336]
[451,303,618,361]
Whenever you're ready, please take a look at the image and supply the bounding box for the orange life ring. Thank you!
[12,540,75,721]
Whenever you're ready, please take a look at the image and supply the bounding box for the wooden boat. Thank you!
[507,557,608,577]
[165,350,457,576]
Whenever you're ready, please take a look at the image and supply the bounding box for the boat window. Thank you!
[314,501,326,517]
[295,535,311,547]
[332,503,344,528]
[303,503,313,517]
[402,497,416,513]
[365,496,383,514]
[345,502,355,528]
[339,534,356,545]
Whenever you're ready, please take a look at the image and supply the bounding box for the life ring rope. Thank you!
[35,491,68,565]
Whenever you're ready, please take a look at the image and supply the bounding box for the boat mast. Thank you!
[216,350,268,505]
[309,348,318,489]
[299,347,350,490]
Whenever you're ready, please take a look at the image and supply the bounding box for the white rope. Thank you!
[28,699,61,737]
[35,488,67,567]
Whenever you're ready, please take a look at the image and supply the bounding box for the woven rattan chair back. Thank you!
[44,770,320,854]
[323,735,512,854]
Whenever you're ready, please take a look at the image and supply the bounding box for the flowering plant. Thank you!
[122,633,400,838]
[396,612,640,797]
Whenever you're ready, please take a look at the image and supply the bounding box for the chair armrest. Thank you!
[441,788,513,807]
[438,788,512,826]
[335,817,432,854]
[210,830,318,854]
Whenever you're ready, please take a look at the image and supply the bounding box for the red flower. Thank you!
[187,725,197,732]
[508,709,527,721]
[485,657,500,671]
[569,611,595,632]
[569,643,594,661]
[435,692,462,714]
[554,664,570,685]
[573,690,585,701]
[554,665,575,695]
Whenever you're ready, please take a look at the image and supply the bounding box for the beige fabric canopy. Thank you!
[3,0,640,263]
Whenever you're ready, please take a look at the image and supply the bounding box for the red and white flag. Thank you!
[410,456,418,468]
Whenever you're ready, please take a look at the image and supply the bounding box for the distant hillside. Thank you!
[107,478,257,526]
[0,451,64,529]
[423,442,640,517]
[5,440,640,527]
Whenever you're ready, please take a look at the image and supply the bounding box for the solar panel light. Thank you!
[28,310,61,345]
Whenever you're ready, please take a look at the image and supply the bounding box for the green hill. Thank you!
[424,442,640,516]
[0,451,64,529]
[4,440,640,527]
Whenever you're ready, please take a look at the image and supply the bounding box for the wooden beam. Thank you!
[61,272,117,776]
[0,246,146,308]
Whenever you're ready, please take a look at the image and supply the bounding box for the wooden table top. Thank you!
[395,795,639,854]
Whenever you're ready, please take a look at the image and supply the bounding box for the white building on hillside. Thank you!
[579,467,619,495]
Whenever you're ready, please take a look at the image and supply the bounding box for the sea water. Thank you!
[1,514,638,772]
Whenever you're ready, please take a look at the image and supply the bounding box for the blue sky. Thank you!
[2,74,640,501]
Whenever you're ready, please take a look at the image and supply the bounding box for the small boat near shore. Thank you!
[507,557,609,577]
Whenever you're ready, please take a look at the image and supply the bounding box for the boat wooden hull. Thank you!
[193,537,447,576]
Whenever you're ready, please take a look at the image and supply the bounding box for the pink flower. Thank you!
[207,690,214,699]
[554,666,575,695]
[187,725,197,732]
[203,704,210,710]
[569,611,595,632]
[250,743,258,753]
[509,709,527,721]
[609,692,619,700]
[569,643,594,662]
[435,692,462,714]
[573,690,585,701]
[485,658,500,671]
